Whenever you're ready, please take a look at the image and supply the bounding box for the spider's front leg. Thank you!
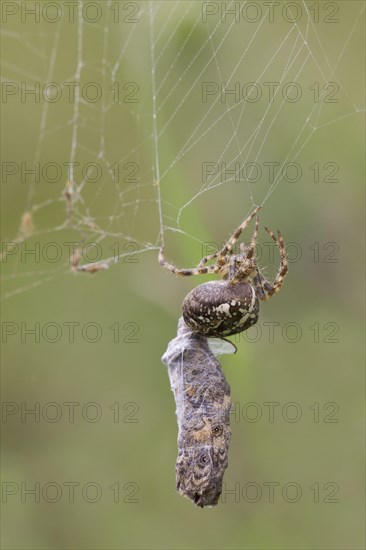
[197,252,219,268]
[216,206,261,266]
[230,215,260,284]
[159,248,219,277]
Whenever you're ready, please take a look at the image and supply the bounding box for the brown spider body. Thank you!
[160,206,288,339]
[183,280,259,337]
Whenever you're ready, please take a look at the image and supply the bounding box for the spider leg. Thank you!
[247,213,259,260]
[159,248,219,277]
[197,252,219,268]
[265,226,288,290]
[216,206,261,266]
[230,215,260,284]
[253,269,272,300]
[254,227,288,300]
[228,256,237,280]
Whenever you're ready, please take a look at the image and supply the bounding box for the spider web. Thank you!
[1,0,364,299]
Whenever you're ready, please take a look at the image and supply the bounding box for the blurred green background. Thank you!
[1,1,365,549]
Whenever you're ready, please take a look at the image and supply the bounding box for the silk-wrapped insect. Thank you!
[162,317,236,507]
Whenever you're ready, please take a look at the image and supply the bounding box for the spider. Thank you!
[159,206,288,337]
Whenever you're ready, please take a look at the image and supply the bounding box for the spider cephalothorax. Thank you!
[159,206,288,338]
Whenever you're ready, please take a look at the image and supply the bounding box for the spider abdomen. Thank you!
[182,280,259,338]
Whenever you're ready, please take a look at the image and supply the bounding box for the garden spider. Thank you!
[159,206,288,337]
